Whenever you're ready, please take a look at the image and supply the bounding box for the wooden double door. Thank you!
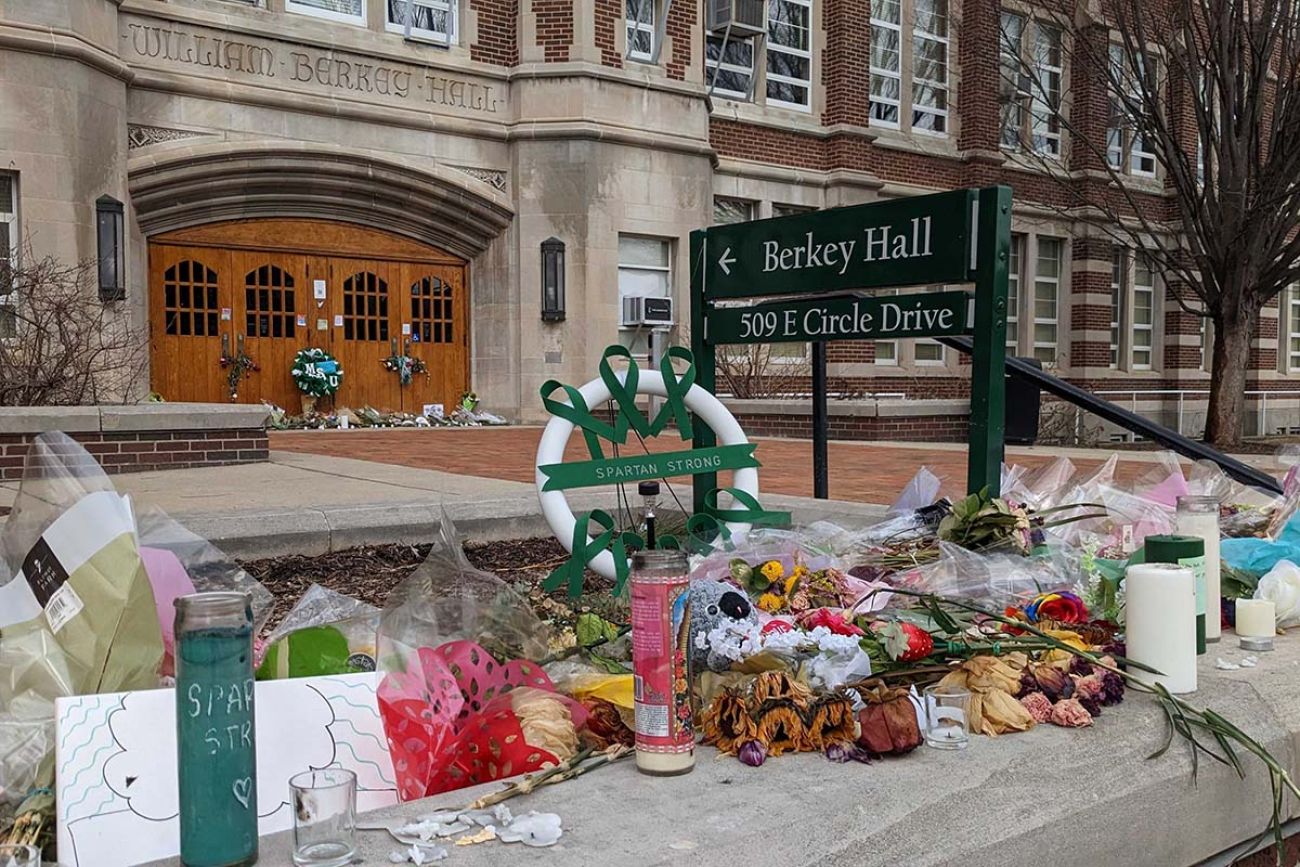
[148,220,469,414]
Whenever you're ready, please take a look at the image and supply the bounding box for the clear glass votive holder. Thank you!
[924,684,971,751]
[290,768,357,867]
[0,843,40,867]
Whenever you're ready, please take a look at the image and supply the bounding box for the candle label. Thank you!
[1178,555,1207,617]
[630,574,693,755]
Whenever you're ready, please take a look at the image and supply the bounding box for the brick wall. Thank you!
[821,0,870,126]
[470,0,518,65]
[664,0,695,80]
[533,0,574,61]
[596,0,622,67]
[0,429,269,481]
[734,411,969,442]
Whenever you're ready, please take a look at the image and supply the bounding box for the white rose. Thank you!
[1256,559,1300,628]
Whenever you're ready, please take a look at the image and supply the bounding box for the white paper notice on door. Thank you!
[313,280,327,300]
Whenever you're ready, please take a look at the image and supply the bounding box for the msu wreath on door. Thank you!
[147,220,469,414]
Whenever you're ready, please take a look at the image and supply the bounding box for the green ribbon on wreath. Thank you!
[542,509,640,599]
[540,380,625,460]
[598,346,697,442]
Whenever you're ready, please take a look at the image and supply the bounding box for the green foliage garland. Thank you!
[292,347,343,398]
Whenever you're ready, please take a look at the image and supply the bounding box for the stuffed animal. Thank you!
[690,579,759,673]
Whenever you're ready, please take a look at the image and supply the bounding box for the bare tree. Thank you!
[1000,0,1300,446]
[0,249,147,406]
[715,344,812,398]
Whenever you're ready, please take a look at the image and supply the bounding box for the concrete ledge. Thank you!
[725,398,970,418]
[0,406,102,434]
[100,403,271,432]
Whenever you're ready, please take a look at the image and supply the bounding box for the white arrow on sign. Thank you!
[718,247,736,275]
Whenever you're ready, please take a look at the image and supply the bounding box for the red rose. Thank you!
[795,608,865,637]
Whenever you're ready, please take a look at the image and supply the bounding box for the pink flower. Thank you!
[1049,698,1094,728]
[1019,692,1053,724]
[795,608,865,637]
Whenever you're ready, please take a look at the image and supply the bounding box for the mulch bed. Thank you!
[241,537,573,629]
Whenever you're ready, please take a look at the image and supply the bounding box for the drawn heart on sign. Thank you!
[232,777,253,810]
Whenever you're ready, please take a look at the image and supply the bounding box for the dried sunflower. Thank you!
[752,671,812,707]
[700,689,756,754]
[754,703,805,756]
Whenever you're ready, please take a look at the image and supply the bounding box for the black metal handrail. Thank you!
[938,336,1283,495]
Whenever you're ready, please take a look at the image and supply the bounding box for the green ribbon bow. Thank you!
[542,509,639,599]
[701,487,792,528]
[540,379,625,460]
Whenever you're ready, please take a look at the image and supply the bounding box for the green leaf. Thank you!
[575,612,621,648]
[586,651,631,674]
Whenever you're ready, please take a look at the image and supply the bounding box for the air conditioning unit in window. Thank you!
[621,295,675,327]
[706,0,765,37]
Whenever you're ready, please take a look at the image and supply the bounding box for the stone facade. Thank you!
[1,0,1296,432]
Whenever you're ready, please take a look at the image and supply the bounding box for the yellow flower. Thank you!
[783,574,799,595]
[760,561,785,583]
[757,592,784,613]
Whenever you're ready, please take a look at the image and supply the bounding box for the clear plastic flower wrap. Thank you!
[256,584,380,679]
[1002,456,1077,511]
[376,511,584,800]
[897,540,1080,610]
[0,433,163,805]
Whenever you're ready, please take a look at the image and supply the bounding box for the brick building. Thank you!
[0,0,1295,434]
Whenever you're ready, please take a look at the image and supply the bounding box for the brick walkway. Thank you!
[271,427,1167,504]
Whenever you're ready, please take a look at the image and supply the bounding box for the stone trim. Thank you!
[128,142,514,260]
[0,20,134,82]
[450,165,508,191]
[0,403,270,435]
[127,124,212,150]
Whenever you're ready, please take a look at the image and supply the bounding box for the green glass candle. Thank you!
[175,592,258,867]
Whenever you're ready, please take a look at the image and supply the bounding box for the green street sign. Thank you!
[706,290,972,345]
[699,189,976,299]
[538,443,760,492]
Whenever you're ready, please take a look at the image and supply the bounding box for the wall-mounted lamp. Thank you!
[96,195,125,302]
[540,236,565,321]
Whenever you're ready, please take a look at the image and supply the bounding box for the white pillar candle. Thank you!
[1125,563,1198,694]
[1235,598,1277,638]
[1177,496,1222,642]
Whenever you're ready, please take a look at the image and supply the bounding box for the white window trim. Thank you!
[384,0,458,44]
[0,172,18,341]
[910,5,949,137]
[1286,287,1300,372]
[1000,15,1062,158]
[1032,236,1062,366]
[287,0,367,25]
[625,0,656,62]
[1109,248,1122,368]
[1028,24,1062,156]
[914,340,946,365]
[766,0,814,112]
[706,35,756,101]
[870,3,903,129]
[1107,44,1158,178]
[1006,234,1022,354]
[713,196,757,225]
[1130,257,1155,369]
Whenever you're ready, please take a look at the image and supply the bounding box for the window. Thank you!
[1033,237,1062,364]
[244,265,296,339]
[915,340,944,363]
[618,236,672,353]
[1000,15,1061,155]
[1110,248,1123,367]
[1131,254,1154,369]
[874,288,898,364]
[287,0,365,24]
[0,173,16,339]
[412,276,454,343]
[1107,44,1157,176]
[342,271,390,341]
[911,0,949,134]
[163,260,220,337]
[767,0,813,110]
[871,0,948,134]
[626,0,655,61]
[1287,288,1300,371]
[706,35,756,99]
[386,0,456,44]
[773,203,815,218]
[1006,234,1022,355]
[713,197,756,225]
[870,0,902,125]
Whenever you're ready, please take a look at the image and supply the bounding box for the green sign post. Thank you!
[690,186,1012,506]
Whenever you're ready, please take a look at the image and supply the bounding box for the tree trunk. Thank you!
[1204,303,1257,448]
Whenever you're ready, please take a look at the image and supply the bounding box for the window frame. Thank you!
[766,0,814,112]
[0,173,18,341]
[909,0,949,136]
[706,34,758,101]
[1286,287,1300,373]
[1032,236,1063,366]
[286,0,367,25]
[999,14,1062,158]
[1130,253,1155,370]
[713,196,758,226]
[384,0,457,45]
[625,0,656,62]
[1109,247,1123,368]
[1107,43,1159,178]
[870,0,904,128]
[1006,233,1022,355]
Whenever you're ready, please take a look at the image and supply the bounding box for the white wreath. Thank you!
[535,370,760,581]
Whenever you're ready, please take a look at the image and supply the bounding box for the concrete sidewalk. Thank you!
[0,450,888,558]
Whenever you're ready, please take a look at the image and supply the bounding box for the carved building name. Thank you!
[121,18,503,116]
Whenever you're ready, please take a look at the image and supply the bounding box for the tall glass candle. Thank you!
[1125,563,1198,694]
[630,549,694,776]
[1176,495,1222,642]
[175,592,258,867]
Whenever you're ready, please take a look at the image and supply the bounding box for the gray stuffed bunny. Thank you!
[690,579,759,672]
